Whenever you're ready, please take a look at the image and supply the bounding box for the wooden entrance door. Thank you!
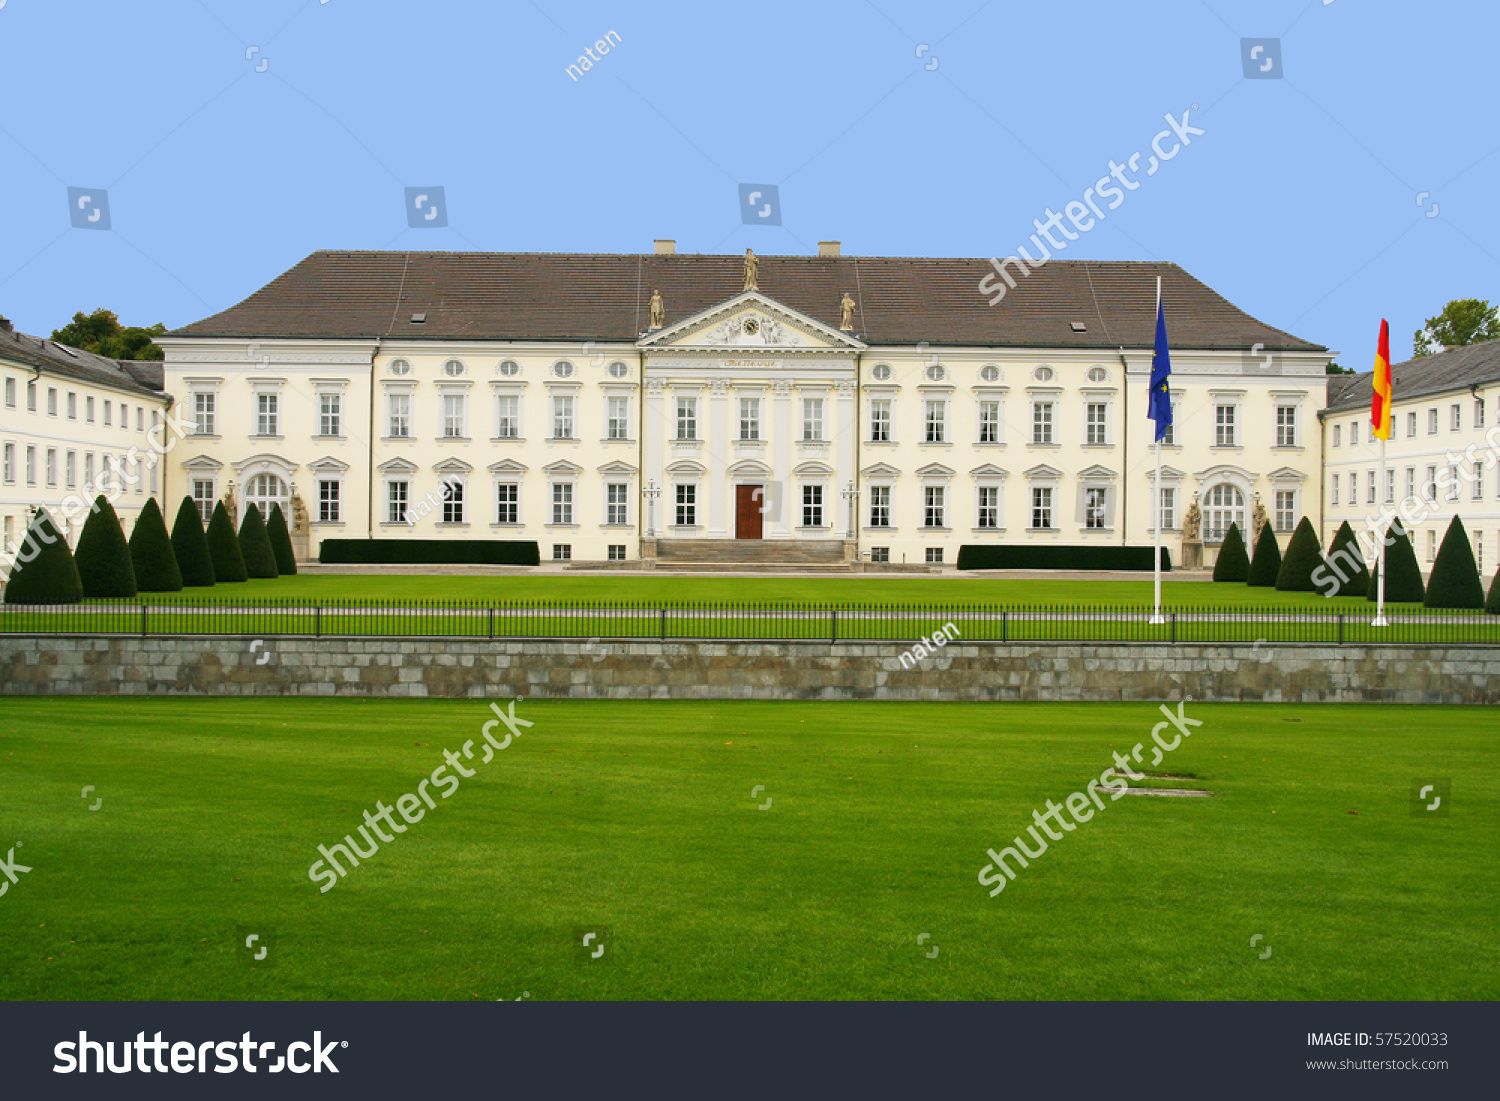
[735,485,763,539]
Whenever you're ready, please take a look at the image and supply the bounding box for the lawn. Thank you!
[0,699,1493,1001]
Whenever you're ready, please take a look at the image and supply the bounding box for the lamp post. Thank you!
[841,479,858,539]
[644,479,660,537]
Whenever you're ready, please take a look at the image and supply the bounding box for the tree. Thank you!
[170,497,215,587]
[73,496,138,599]
[128,497,182,592]
[1321,521,1369,598]
[267,503,298,575]
[50,308,166,361]
[206,501,247,582]
[1325,362,1355,375]
[2,509,83,604]
[1487,565,1500,615]
[1246,523,1283,587]
[1366,519,1425,604]
[1275,517,1324,591]
[1212,522,1248,581]
[1424,516,1485,609]
[1412,298,1499,358]
[237,503,280,579]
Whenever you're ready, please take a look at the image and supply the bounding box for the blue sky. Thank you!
[0,0,1495,370]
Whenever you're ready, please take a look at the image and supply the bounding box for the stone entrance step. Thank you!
[654,538,848,565]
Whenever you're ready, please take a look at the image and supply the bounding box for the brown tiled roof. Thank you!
[0,324,166,397]
[169,250,1327,353]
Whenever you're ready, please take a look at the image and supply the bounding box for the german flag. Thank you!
[1371,319,1392,440]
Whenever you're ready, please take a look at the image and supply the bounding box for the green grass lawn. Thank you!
[1,699,1493,1001]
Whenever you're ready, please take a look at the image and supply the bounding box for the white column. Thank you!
[708,379,729,537]
[644,379,665,529]
[772,380,792,540]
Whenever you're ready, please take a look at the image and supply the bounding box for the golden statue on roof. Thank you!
[743,249,758,292]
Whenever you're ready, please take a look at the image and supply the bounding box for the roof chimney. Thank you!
[818,241,841,258]
[0,316,12,334]
[654,239,676,255]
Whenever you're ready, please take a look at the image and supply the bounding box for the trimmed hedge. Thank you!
[74,496,138,599]
[1211,523,1248,581]
[3,509,83,604]
[267,503,298,575]
[1366,519,1425,603]
[1487,565,1500,615]
[1246,523,1283,587]
[1425,516,1485,609]
[206,501,248,582]
[319,540,542,566]
[1275,517,1323,592]
[956,545,1170,572]
[1321,521,1369,598]
[128,497,183,592]
[237,503,280,579]
[170,497,215,587]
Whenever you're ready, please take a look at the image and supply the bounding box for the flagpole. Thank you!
[1150,276,1165,626]
[1371,318,1390,628]
[1373,436,1388,626]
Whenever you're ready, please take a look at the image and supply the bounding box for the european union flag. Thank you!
[1148,293,1172,442]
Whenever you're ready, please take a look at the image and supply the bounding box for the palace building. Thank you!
[148,244,1333,568]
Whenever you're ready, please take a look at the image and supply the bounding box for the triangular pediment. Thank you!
[638,291,865,352]
[1267,466,1307,483]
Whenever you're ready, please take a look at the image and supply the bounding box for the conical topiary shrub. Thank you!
[1424,516,1485,609]
[1322,520,1369,598]
[206,501,248,582]
[3,509,83,604]
[128,497,182,592]
[1275,516,1323,591]
[170,497,215,587]
[237,503,279,579]
[1246,523,1283,587]
[74,496,138,599]
[1366,519,1424,603]
[267,503,298,575]
[1487,565,1500,615]
[1212,522,1249,581]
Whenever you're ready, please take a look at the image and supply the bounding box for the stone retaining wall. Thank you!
[2,637,1497,703]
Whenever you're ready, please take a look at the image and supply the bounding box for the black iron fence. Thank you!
[2,599,1498,645]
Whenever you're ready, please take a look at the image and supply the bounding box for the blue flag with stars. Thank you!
[1148,293,1172,442]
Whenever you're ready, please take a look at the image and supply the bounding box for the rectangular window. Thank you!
[739,398,760,441]
[607,397,630,440]
[1214,404,1237,446]
[1084,486,1107,529]
[1159,487,1175,531]
[870,400,890,442]
[977,486,999,529]
[84,453,94,491]
[66,392,76,419]
[1366,469,1376,505]
[1428,530,1436,561]
[1086,403,1108,445]
[1405,467,1415,500]
[1275,490,1296,532]
[193,393,214,435]
[1385,468,1394,504]
[388,480,409,524]
[26,380,36,411]
[1331,476,1339,506]
[870,547,890,564]
[1276,405,1298,447]
[103,399,112,426]
[193,479,215,523]
[553,396,574,439]
[552,483,573,524]
[1,442,12,484]
[1351,421,1360,446]
[1473,461,1484,501]
[1161,407,1176,447]
[496,483,518,524]
[925,401,946,444]
[552,544,571,561]
[1451,403,1462,431]
[443,394,466,438]
[46,387,57,416]
[926,547,943,565]
[388,394,410,438]
[442,481,464,524]
[868,485,890,527]
[85,395,95,422]
[1349,472,1358,503]
[25,445,36,485]
[978,401,1000,444]
[802,484,824,527]
[802,398,824,441]
[136,407,144,432]
[675,484,696,527]
[3,377,12,407]
[1476,398,1485,429]
[45,448,57,487]
[65,450,76,489]
[256,393,278,436]
[1428,408,1438,434]
[1447,464,1460,501]
[923,485,944,529]
[606,483,628,525]
[1407,410,1417,437]
[608,544,626,561]
[318,480,341,522]
[320,393,341,437]
[1333,424,1341,447]
[676,398,697,440]
[1425,465,1437,502]
[1031,486,1053,529]
[1031,402,1053,444]
[495,395,519,439]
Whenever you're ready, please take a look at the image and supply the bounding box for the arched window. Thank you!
[1204,483,1245,543]
[245,472,289,521]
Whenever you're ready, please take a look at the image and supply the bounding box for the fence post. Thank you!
[315,606,322,638]
[1002,609,1008,643]
[488,607,495,640]
[1170,612,1177,643]
[1337,614,1344,644]
[140,602,148,638]
[830,609,838,644]
[659,608,667,641]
